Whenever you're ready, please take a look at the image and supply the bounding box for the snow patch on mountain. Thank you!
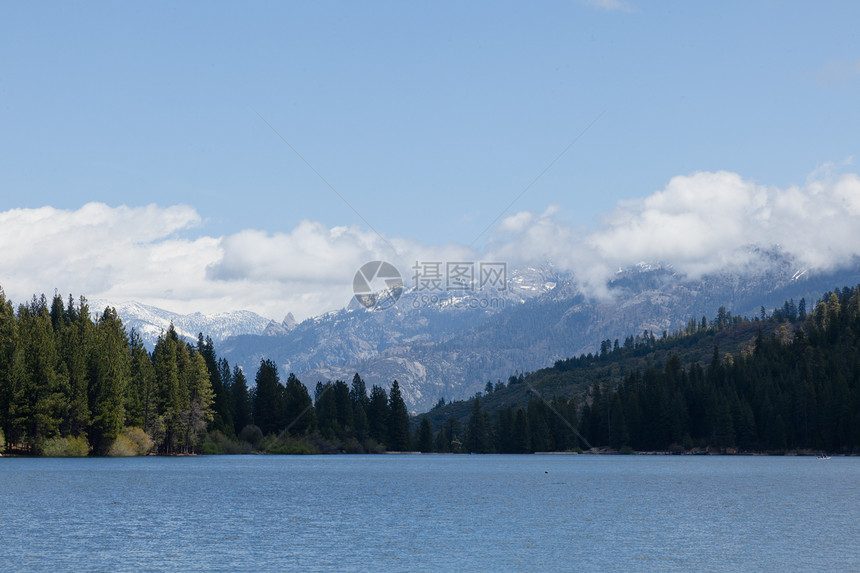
[89,299,273,348]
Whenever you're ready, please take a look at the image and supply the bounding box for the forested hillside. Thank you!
[422,288,860,454]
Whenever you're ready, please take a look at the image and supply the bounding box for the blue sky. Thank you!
[2,1,860,319]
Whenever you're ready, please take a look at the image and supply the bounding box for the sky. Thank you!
[2,1,860,320]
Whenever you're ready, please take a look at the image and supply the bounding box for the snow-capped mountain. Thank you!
[96,256,860,413]
[261,312,298,337]
[218,257,860,413]
[89,299,273,348]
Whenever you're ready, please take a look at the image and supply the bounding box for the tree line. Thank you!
[0,290,418,455]
[232,366,412,454]
[419,288,860,454]
[3,286,859,456]
[0,292,218,455]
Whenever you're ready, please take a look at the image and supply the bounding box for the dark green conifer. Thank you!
[387,380,410,451]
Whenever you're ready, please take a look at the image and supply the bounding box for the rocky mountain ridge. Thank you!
[218,258,860,412]
[88,299,273,348]
[97,258,860,413]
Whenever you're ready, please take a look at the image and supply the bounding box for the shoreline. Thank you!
[2,449,852,458]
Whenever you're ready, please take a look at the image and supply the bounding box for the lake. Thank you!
[1,454,857,572]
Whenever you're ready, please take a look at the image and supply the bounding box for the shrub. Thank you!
[200,430,252,455]
[362,438,386,454]
[342,437,364,454]
[200,430,228,454]
[221,439,251,455]
[107,435,138,457]
[305,433,340,454]
[123,427,154,455]
[260,433,319,455]
[199,440,223,455]
[38,436,90,457]
[238,425,264,448]
[682,434,694,451]
[106,428,155,457]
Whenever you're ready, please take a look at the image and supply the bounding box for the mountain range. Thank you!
[98,255,860,413]
[88,299,273,348]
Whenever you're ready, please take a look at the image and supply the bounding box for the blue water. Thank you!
[1,454,857,572]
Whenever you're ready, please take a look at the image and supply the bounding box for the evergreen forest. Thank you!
[1,285,859,456]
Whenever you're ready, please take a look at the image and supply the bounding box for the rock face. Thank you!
[263,313,298,337]
[218,257,860,413]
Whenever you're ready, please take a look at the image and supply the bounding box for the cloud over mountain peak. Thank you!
[3,167,860,319]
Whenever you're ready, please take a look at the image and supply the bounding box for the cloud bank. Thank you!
[2,167,860,319]
[0,204,473,320]
[490,168,860,292]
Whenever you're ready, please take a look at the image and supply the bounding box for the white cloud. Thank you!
[3,167,860,320]
[0,203,474,321]
[496,211,534,234]
[203,221,475,318]
[0,202,222,313]
[487,169,860,293]
[207,221,385,283]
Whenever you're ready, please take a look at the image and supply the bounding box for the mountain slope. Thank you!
[218,258,860,412]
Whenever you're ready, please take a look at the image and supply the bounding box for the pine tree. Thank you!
[126,329,156,431]
[315,381,338,438]
[28,304,67,448]
[153,326,181,453]
[180,351,214,451]
[387,380,410,451]
[496,407,514,453]
[416,417,433,453]
[88,307,131,454]
[230,366,251,435]
[434,426,449,453]
[0,288,20,448]
[252,358,282,436]
[367,385,389,445]
[283,373,315,436]
[609,393,628,449]
[197,334,234,437]
[527,399,552,452]
[333,380,353,436]
[350,373,369,441]
[466,397,490,453]
[513,408,530,453]
[63,297,93,439]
